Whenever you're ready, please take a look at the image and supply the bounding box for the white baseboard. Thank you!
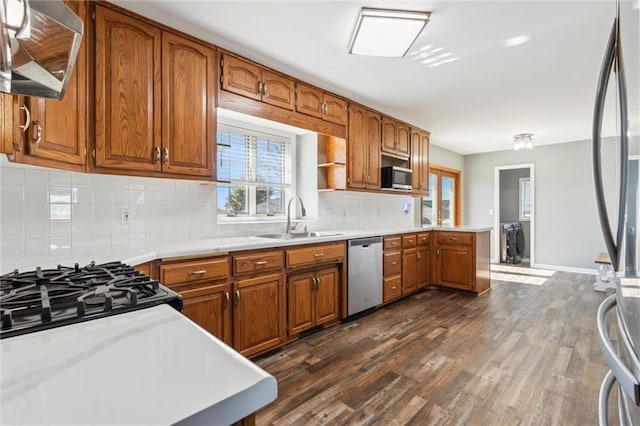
[531,263,598,275]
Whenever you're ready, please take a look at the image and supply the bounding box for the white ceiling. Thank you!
[112,1,639,155]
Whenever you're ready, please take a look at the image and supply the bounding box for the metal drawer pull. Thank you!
[155,146,161,163]
[224,292,230,308]
[597,294,640,404]
[407,239,413,243]
[262,82,268,95]
[598,370,615,426]
[416,252,421,260]
[19,104,31,131]
[188,270,207,275]
[31,121,42,144]
[313,277,319,290]
[314,253,324,259]
[235,290,240,306]
[391,241,398,245]
[391,286,397,290]
[391,261,397,265]
[254,261,268,266]
[257,81,263,94]
[450,237,459,241]
[163,148,169,164]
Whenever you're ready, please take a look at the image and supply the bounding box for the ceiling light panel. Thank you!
[349,8,430,57]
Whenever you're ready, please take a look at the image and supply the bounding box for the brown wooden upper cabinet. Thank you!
[347,104,381,190]
[296,83,347,126]
[7,0,88,171]
[221,53,295,110]
[95,5,215,178]
[381,117,410,158]
[411,128,430,195]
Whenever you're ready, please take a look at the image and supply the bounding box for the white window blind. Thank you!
[217,123,293,217]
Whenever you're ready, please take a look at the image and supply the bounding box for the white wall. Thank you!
[464,137,620,270]
[430,143,464,171]
[0,156,415,272]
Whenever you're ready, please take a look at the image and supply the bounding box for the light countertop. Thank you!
[0,304,277,425]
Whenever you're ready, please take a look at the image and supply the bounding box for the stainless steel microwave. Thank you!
[381,166,412,190]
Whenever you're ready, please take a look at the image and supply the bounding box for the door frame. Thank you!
[493,163,535,264]
[429,164,462,226]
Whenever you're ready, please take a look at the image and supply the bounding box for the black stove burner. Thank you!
[0,261,182,339]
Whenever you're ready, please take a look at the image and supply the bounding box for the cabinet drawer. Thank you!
[436,232,474,246]
[160,257,229,286]
[402,234,417,248]
[233,250,284,275]
[383,275,402,302]
[383,251,401,276]
[384,237,401,250]
[417,232,431,246]
[286,243,345,268]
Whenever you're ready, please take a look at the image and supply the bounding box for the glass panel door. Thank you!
[422,173,438,225]
[441,173,456,226]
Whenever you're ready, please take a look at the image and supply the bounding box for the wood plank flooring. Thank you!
[254,267,614,425]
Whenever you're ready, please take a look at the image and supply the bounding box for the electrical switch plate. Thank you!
[489,209,494,216]
[120,208,132,225]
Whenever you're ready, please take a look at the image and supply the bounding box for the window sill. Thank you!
[217,217,311,225]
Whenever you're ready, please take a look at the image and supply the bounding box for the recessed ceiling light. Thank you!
[431,47,444,53]
[349,8,431,57]
[503,35,532,47]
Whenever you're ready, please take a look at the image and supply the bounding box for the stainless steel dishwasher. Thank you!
[347,236,383,316]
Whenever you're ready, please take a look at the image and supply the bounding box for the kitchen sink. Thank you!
[256,232,343,240]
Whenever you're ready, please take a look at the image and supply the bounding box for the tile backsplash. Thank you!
[0,157,417,271]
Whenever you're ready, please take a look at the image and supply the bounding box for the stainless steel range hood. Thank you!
[0,0,83,100]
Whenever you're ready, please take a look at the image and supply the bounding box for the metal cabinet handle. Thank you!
[313,277,319,290]
[436,249,441,256]
[223,292,230,308]
[262,82,268,95]
[19,104,30,132]
[314,253,324,259]
[597,294,640,404]
[155,147,161,163]
[391,241,398,246]
[390,286,397,290]
[416,252,421,260]
[235,290,240,306]
[31,121,42,144]
[257,81,263,95]
[407,239,414,243]
[450,237,459,241]
[254,261,268,266]
[598,370,616,426]
[188,270,207,275]
[391,261,397,265]
[163,148,169,165]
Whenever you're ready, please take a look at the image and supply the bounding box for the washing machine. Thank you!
[500,222,525,264]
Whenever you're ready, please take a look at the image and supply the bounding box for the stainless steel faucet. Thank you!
[286,196,306,234]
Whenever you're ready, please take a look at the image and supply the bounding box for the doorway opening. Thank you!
[422,165,461,226]
[493,164,535,266]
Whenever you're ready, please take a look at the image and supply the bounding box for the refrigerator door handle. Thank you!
[597,295,640,404]
[592,18,628,271]
[599,370,616,426]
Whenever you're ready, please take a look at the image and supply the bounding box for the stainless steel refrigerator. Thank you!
[593,1,640,424]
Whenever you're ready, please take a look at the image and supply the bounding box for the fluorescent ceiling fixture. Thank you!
[349,8,430,57]
[504,34,532,47]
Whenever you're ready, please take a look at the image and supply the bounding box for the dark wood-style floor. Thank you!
[254,266,614,425]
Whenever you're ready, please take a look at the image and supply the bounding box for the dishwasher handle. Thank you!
[348,237,382,247]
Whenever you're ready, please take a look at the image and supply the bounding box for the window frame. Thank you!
[216,117,297,223]
[519,177,531,221]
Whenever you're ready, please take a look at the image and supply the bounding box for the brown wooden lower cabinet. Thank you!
[402,248,418,294]
[233,273,286,357]
[287,266,339,335]
[417,245,430,289]
[182,283,232,345]
[383,275,402,302]
[432,230,490,295]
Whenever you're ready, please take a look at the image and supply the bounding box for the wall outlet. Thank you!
[120,208,132,225]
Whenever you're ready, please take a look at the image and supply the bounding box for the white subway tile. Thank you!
[111,175,129,189]
[25,185,47,206]
[93,188,112,204]
[72,219,93,236]
[1,185,24,204]
[1,221,24,240]
[24,168,48,186]
[93,204,111,220]
[48,170,71,186]
[49,187,72,204]
[71,172,92,188]
[112,189,129,205]
[92,174,111,189]
[50,204,71,221]
[24,202,48,222]
[50,220,72,237]
[72,187,92,204]
[2,202,25,224]
[25,220,49,239]
[72,203,93,220]
[92,219,111,235]
[24,238,49,257]
[1,167,25,186]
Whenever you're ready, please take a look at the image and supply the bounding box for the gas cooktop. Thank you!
[0,261,182,339]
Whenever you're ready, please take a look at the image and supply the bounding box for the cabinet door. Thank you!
[162,32,214,177]
[95,6,161,172]
[315,267,339,325]
[434,245,473,290]
[402,249,418,294]
[221,54,261,101]
[234,273,285,357]
[287,273,314,335]
[396,123,410,157]
[383,275,402,302]
[411,129,429,195]
[261,70,295,110]
[181,283,232,346]
[347,105,367,189]
[295,83,324,119]
[323,94,347,125]
[417,246,430,289]
[24,0,86,167]
[366,111,381,188]
[381,117,397,154]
